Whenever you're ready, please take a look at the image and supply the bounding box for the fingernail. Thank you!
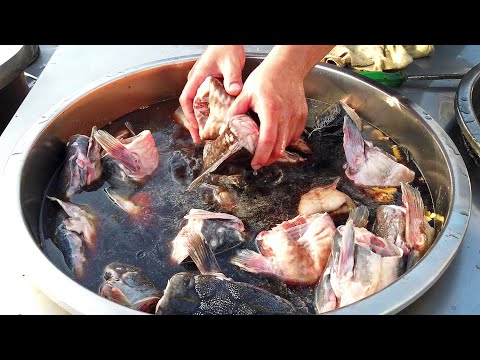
[229,82,241,93]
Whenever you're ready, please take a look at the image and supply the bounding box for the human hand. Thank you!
[179,45,245,144]
[227,55,308,170]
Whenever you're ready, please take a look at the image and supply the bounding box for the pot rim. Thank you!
[2,54,472,315]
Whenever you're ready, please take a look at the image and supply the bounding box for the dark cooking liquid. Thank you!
[39,98,434,314]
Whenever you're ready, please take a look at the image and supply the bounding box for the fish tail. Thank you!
[347,205,369,228]
[343,116,366,171]
[338,220,355,278]
[401,182,427,251]
[230,249,274,275]
[94,130,139,172]
[185,231,222,275]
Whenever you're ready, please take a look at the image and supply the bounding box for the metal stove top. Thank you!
[0,45,479,314]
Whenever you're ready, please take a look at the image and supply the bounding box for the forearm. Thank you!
[264,45,335,79]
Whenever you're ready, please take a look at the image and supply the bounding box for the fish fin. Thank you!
[401,182,428,251]
[87,126,99,159]
[187,142,242,191]
[94,130,139,172]
[343,116,366,170]
[124,121,136,136]
[185,231,222,275]
[99,283,130,306]
[230,249,275,275]
[338,220,355,279]
[347,205,369,228]
[132,296,162,314]
[339,100,363,131]
[47,196,77,217]
[327,177,340,190]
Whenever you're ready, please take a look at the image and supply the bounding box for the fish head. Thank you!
[100,262,162,313]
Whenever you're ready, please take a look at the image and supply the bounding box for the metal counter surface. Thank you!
[0,45,478,314]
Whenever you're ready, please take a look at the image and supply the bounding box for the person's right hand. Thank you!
[179,45,245,144]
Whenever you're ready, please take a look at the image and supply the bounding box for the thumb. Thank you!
[221,60,243,96]
[227,92,251,119]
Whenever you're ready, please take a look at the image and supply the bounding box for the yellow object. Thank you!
[322,45,435,71]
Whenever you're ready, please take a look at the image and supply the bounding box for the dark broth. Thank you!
[39,98,434,314]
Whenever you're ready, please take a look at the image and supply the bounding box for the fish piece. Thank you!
[170,209,245,264]
[230,213,336,285]
[54,223,87,278]
[59,126,103,198]
[375,205,409,256]
[343,116,415,187]
[401,182,435,255]
[95,129,159,182]
[329,221,383,308]
[298,178,356,218]
[48,196,96,249]
[188,80,306,190]
[194,76,235,140]
[156,232,296,315]
[187,115,252,191]
[104,187,153,222]
[99,262,162,314]
[315,206,404,313]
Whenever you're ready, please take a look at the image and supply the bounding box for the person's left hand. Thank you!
[227,57,308,170]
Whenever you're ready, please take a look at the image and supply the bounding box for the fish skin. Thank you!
[99,262,162,313]
[48,196,96,249]
[156,231,296,315]
[170,209,245,265]
[375,205,409,256]
[95,129,159,182]
[230,213,336,285]
[343,116,415,187]
[298,178,356,218]
[59,127,103,199]
[54,223,87,278]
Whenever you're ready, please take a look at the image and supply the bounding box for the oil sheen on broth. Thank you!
[39,98,434,314]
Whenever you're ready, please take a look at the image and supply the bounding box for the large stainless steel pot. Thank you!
[2,54,471,315]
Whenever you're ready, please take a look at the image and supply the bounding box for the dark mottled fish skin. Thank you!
[99,262,162,313]
[157,232,296,315]
[155,272,297,315]
[54,223,87,278]
[199,219,244,253]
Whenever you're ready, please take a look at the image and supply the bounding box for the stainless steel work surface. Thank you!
[0,45,478,314]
